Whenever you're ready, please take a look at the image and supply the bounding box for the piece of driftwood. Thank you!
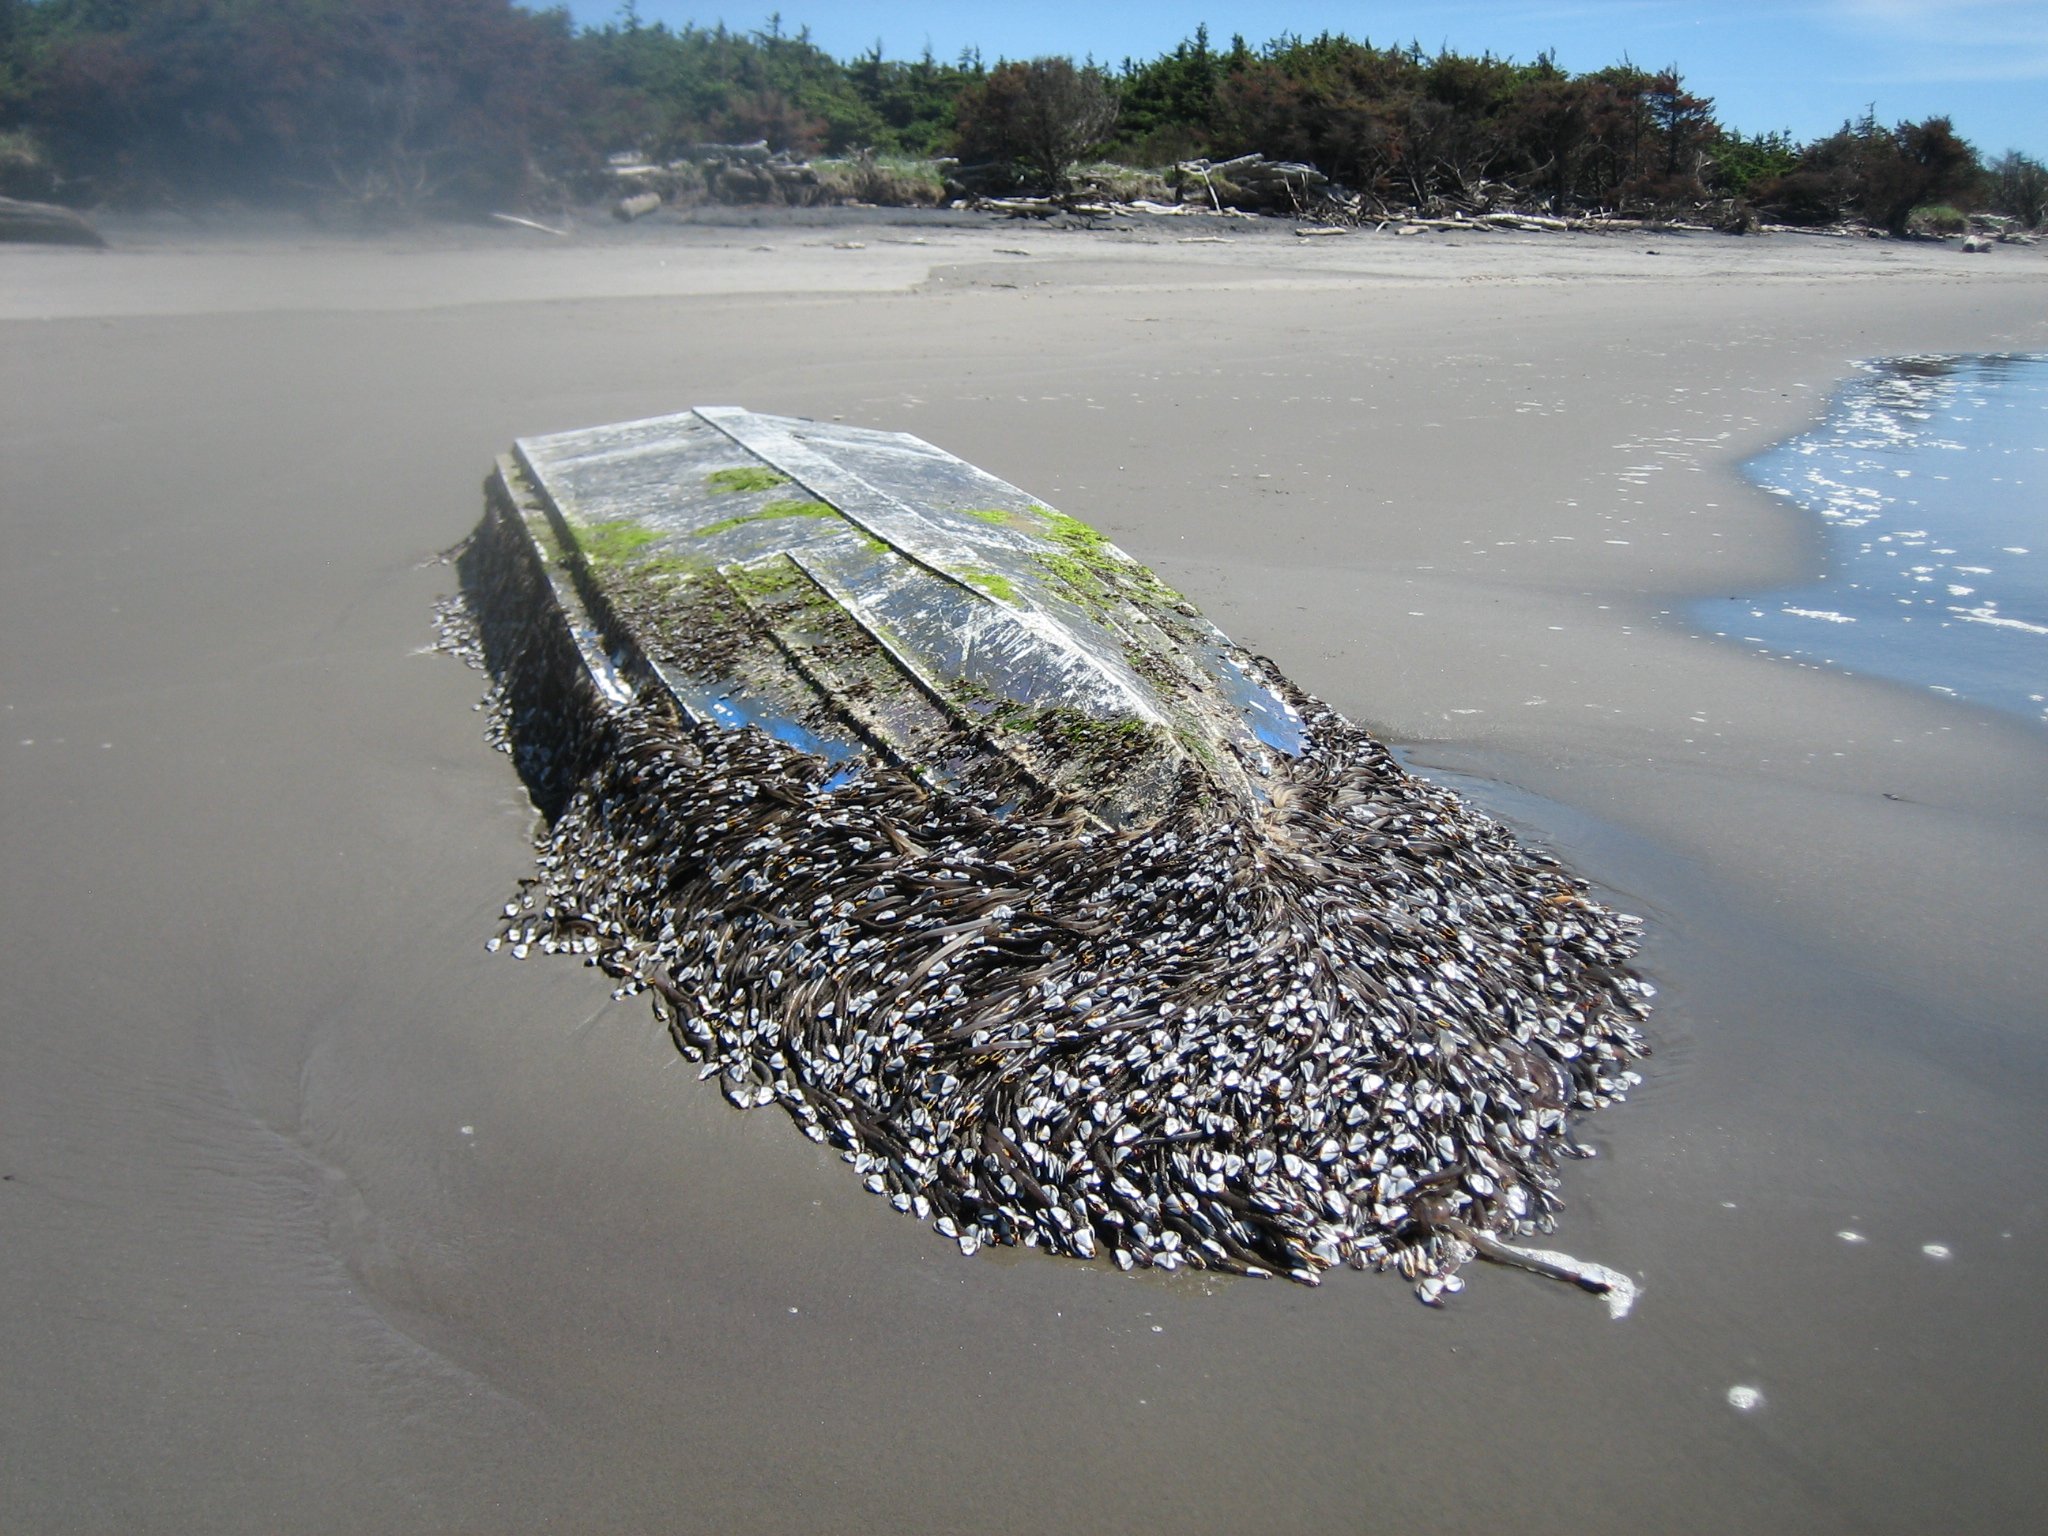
[490,212,569,236]
[982,196,1118,219]
[0,196,105,247]
[1175,155,1352,219]
[679,139,772,164]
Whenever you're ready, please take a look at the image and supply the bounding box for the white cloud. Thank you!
[1835,0,2048,48]
[1829,0,2048,80]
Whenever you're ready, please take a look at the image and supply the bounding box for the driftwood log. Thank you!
[677,141,822,204]
[980,195,1119,219]
[1176,155,1352,219]
[0,196,105,247]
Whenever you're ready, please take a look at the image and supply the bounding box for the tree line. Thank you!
[1,0,2041,232]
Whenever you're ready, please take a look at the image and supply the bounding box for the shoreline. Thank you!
[1700,351,2048,731]
[6,207,2041,320]
[4,222,2047,1532]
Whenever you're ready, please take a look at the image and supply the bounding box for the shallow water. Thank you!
[1699,353,2048,724]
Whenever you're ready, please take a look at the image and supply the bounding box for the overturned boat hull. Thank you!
[450,408,1649,1300]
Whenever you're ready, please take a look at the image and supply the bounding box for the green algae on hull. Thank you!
[693,499,839,538]
[706,465,791,494]
[960,568,1020,604]
[571,517,662,568]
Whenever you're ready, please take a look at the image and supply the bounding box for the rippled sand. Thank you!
[4,213,2047,1533]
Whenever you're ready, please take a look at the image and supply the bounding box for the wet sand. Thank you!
[4,215,2046,1532]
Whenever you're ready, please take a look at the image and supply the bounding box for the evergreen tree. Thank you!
[1988,150,2046,228]
[955,56,1117,192]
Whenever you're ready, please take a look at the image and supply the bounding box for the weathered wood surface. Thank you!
[492,407,1303,828]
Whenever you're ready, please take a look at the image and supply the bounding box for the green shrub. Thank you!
[1909,203,1968,234]
[1073,162,1172,202]
[813,151,948,206]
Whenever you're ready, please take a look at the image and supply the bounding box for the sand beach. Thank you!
[3,212,2045,1532]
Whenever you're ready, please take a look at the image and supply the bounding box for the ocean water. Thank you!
[1700,353,2047,726]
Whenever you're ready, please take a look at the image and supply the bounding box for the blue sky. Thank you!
[559,1,2047,155]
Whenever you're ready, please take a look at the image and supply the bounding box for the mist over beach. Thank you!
[3,211,2046,1532]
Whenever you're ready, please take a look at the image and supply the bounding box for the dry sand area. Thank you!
[4,215,2046,1533]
